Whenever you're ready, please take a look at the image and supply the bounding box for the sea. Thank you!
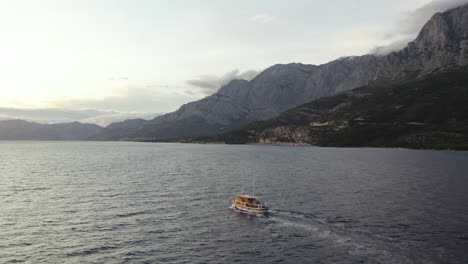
[0,141,467,264]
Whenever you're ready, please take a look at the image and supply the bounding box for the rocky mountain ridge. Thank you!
[92,3,468,141]
[203,66,468,150]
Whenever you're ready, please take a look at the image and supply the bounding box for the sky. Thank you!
[0,0,466,126]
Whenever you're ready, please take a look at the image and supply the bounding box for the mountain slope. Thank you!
[0,120,103,140]
[94,58,380,140]
[207,66,468,150]
[95,4,468,141]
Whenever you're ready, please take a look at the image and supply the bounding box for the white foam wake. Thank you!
[268,210,434,264]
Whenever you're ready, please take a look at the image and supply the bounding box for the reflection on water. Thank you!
[0,142,467,263]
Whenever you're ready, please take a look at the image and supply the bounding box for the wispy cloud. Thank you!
[79,112,158,127]
[108,76,129,81]
[0,107,158,127]
[371,0,468,55]
[0,80,203,126]
[11,84,199,126]
[0,107,103,123]
[249,13,275,24]
[186,69,260,95]
[49,84,195,113]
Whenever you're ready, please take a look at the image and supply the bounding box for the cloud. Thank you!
[391,0,468,38]
[1,84,202,126]
[0,107,104,123]
[249,13,275,24]
[371,0,468,55]
[108,76,129,81]
[49,84,196,113]
[186,69,261,95]
[0,83,202,126]
[369,39,414,56]
[0,107,160,127]
[79,112,159,127]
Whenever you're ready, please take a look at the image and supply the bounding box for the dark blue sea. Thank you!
[1,142,467,263]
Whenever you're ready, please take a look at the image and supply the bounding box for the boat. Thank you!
[231,193,269,214]
[231,171,269,214]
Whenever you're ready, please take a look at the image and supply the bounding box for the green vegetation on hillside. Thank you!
[201,67,468,150]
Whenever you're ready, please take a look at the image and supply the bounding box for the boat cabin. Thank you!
[233,194,267,210]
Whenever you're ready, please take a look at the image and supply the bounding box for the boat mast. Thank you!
[252,175,255,196]
[241,171,245,194]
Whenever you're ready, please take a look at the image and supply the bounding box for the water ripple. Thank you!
[0,142,467,263]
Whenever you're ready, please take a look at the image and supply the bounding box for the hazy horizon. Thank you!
[1,0,467,126]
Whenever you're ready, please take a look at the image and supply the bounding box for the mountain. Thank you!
[376,5,468,79]
[94,4,468,141]
[204,66,468,150]
[0,120,103,140]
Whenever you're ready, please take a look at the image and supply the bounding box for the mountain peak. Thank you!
[415,12,452,48]
[417,3,468,47]
[96,4,468,141]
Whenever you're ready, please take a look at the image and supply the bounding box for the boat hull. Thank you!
[231,204,268,214]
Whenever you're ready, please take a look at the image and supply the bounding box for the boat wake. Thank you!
[265,209,435,264]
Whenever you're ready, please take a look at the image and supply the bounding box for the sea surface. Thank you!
[0,142,467,264]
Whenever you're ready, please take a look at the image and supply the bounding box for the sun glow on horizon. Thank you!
[0,0,435,117]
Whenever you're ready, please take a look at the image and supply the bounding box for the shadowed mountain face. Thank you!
[0,120,103,140]
[94,4,468,141]
[203,66,468,150]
